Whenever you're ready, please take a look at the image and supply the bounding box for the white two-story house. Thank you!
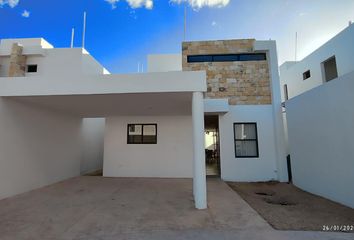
[0,37,286,209]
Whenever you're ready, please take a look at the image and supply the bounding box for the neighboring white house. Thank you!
[280,23,354,101]
[0,37,287,209]
[279,22,354,157]
[280,24,354,208]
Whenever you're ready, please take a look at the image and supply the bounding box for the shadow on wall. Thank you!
[0,97,82,200]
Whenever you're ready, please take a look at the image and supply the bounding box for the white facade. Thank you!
[255,41,287,182]
[0,37,286,210]
[198,41,286,183]
[104,115,193,178]
[280,23,354,101]
[286,71,354,208]
[0,38,207,209]
[148,41,288,183]
[0,39,109,78]
[219,105,278,181]
[147,54,182,72]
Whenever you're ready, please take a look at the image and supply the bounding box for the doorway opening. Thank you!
[205,115,221,177]
[81,118,105,177]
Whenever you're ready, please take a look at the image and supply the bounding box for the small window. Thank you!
[303,70,311,80]
[27,65,37,73]
[322,56,338,82]
[127,124,157,144]
[234,123,259,158]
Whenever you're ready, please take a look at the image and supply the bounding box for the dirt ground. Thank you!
[227,182,354,232]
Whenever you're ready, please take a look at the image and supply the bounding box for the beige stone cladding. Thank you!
[182,39,272,105]
[9,43,27,77]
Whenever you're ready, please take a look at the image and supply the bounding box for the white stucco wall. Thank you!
[0,38,108,78]
[0,38,53,50]
[103,115,193,178]
[0,98,82,200]
[0,48,82,78]
[147,54,182,72]
[286,71,354,208]
[255,40,288,182]
[81,50,110,75]
[219,105,278,182]
[280,24,354,101]
[81,118,105,175]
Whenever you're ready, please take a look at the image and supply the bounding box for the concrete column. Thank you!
[192,91,207,209]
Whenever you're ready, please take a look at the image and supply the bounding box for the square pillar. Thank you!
[192,91,207,209]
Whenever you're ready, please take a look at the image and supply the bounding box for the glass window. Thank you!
[187,55,213,63]
[127,124,157,144]
[239,54,266,61]
[234,123,259,158]
[27,65,38,73]
[212,54,239,62]
[303,70,311,80]
[187,53,266,63]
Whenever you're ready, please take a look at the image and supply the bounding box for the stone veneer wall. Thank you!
[182,39,271,105]
[9,43,27,77]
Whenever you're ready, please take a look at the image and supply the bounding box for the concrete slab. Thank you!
[0,177,353,240]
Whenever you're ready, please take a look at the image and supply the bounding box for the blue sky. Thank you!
[1,0,354,73]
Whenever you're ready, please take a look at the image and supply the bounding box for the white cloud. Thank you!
[105,0,153,9]
[170,0,230,8]
[127,0,153,9]
[105,0,229,9]
[0,0,20,8]
[21,9,30,17]
[211,20,216,26]
[105,0,119,9]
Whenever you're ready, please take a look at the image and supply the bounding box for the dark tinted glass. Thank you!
[239,54,266,61]
[235,140,258,157]
[128,135,143,144]
[187,53,266,63]
[212,55,239,61]
[142,135,157,144]
[27,65,37,73]
[303,70,311,80]
[187,55,213,62]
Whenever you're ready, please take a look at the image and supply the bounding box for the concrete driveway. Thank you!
[0,177,353,240]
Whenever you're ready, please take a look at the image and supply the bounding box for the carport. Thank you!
[0,71,207,209]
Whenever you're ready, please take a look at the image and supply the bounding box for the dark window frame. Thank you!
[27,64,38,73]
[303,70,311,80]
[127,123,157,144]
[187,53,267,63]
[233,122,259,158]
